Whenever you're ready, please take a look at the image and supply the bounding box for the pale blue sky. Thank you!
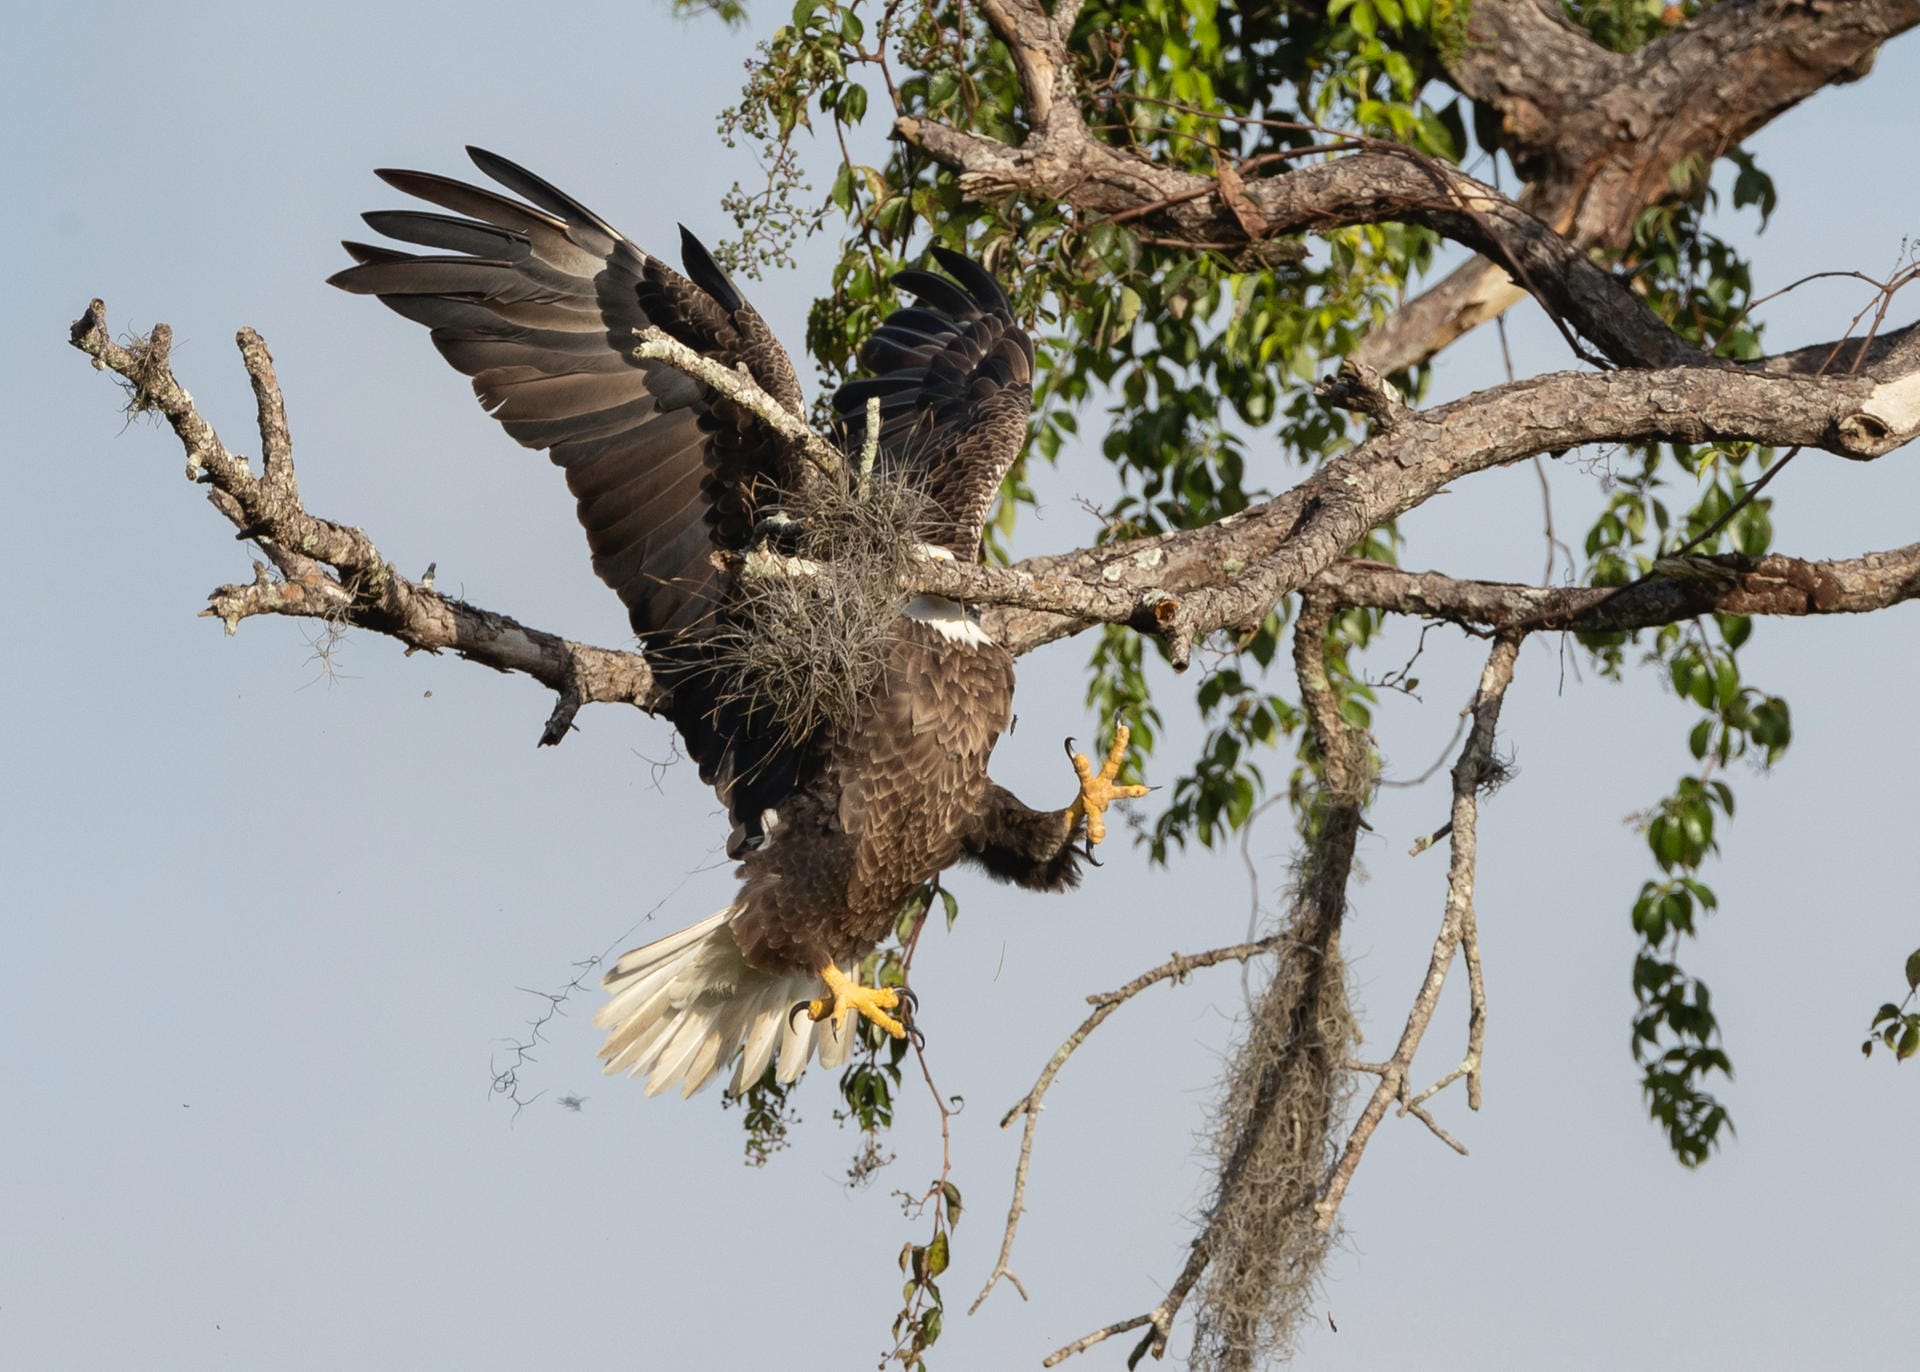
[6,5,1917,1368]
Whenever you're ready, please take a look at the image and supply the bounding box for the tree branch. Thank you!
[1316,635,1521,1233]
[1358,0,1920,373]
[969,936,1285,1320]
[899,103,1690,370]
[975,355,1920,658]
[631,326,842,477]
[909,0,1916,376]
[70,300,663,743]
[1304,543,1920,634]
[74,293,1920,746]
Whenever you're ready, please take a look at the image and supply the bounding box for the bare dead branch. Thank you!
[971,936,1285,1321]
[1316,635,1521,1233]
[1402,1098,1470,1156]
[70,300,663,740]
[1462,899,1487,1114]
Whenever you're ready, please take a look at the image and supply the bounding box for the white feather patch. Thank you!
[904,593,992,646]
[593,907,849,1097]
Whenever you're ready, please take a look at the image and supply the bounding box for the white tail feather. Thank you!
[593,907,853,1098]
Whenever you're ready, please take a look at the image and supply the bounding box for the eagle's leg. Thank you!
[806,961,908,1039]
[959,722,1149,890]
[1064,723,1152,846]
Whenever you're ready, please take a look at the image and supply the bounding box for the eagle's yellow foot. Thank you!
[806,961,908,1039]
[1065,722,1152,846]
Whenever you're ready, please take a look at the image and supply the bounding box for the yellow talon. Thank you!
[807,960,907,1039]
[1066,722,1151,845]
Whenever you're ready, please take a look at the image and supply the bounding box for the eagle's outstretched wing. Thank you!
[830,248,1035,559]
[331,151,1035,852]
[329,148,811,845]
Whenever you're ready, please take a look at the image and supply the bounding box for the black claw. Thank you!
[907,1023,928,1052]
[897,984,920,1017]
[1062,736,1078,759]
[788,1000,814,1030]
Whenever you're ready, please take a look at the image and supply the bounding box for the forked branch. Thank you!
[969,936,1286,1321]
[1316,634,1521,1233]
[69,300,663,743]
[70,297,1920,750]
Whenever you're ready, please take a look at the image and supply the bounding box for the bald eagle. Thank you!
[330,149,1144,1097]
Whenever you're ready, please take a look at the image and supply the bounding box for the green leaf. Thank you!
[924,1231,950,1279]
[1899,1021,1920,1062]
[1905,947,1920,992]
[942,1180,963,1227]
[1688,719,1713,761]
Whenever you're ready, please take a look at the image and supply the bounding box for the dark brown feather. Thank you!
[331,148,813,844]
[830,249,1035,557]
[729,619,1021,971]
[336,154,1061,977]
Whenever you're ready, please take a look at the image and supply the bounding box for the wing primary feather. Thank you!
[464,146,624,243]
[891,268,977,318]
[374,167,564,236]
[928,245,1014,315]
[333,241,414,269]
[360,209,522,258]
[677,225,745,314]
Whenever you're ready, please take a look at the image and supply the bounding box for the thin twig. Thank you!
[1316,634,1519,1232]
[969,937,1285,1318]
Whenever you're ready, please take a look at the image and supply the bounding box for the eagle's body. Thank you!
[331,149,1141,1097]
[730,608,1009,972]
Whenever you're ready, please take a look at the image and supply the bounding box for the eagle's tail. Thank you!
[592,908,855,1098]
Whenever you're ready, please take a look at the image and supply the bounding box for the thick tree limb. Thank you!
[897,117,1689,370]
[971,355,1920,658]
[896,0,1917,375]
[74,294,1920,744]
[70,300,662,743]
[1356,0,1920,372]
